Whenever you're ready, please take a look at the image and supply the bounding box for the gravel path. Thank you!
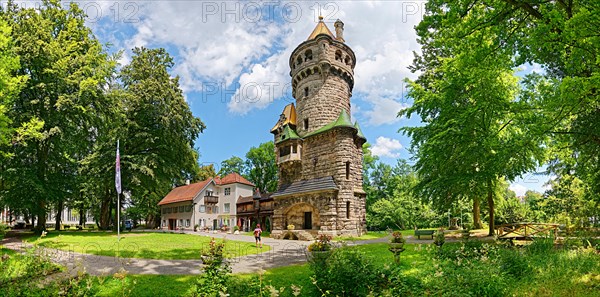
[1,230,468,276]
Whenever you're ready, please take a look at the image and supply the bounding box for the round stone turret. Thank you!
[289,18,356,135]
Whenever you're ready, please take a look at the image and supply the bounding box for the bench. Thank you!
[414,229,434,239]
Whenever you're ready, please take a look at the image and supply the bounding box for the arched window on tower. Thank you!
[344,56,351,65]
[305,49,313,61]
[304,118,309,130]
[335,50,342,61]
[304,87,309,97]
[297,56,302,66]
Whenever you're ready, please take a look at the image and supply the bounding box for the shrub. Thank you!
[389,231,405,243]
[307,234,332,252]
[190,238,230,297]
[0,223,8,240]
[309,246,381,297]
[233,225,239,232]
[433,228,445,247]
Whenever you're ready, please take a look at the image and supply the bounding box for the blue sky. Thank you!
[59,0,549,195]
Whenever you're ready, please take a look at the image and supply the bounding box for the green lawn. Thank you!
[334,231,388,241]
[5,238,599,296]
[23,231,270,260]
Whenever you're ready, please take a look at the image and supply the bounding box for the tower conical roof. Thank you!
[270,104,297,133]
[354,121,366,141]
[307,16,334,40]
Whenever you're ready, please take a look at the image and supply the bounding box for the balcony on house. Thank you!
[204,191,218,204]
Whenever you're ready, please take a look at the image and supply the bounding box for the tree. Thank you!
[116,47,205,228]
[365,159,443,230]
[196,164,217,181]
[245,142,277,193]
[218,156,246,177]
[411,0,600,232]
[403,21,545,235]
[1,0,116,232]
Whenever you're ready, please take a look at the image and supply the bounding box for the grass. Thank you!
[5,236,599,296]
[243,231,271,238]
[94,275,197,297]
[23,231,270,260]
[334,231,388,241]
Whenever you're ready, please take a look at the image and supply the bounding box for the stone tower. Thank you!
[270,17,367,240]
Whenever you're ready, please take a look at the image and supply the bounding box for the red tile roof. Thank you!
[158,179,211,206]
[216,173,254,187]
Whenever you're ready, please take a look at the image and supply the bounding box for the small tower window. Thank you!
[345,161,350,179]
[304,118,309,130]
[297,56,302,66]
[345,56,351,65]
[304,87,309,97]
[346,201,350,219]
[335,50,342,61]
[305,50,313,61]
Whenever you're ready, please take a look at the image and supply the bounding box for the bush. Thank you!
[309,246,381,297]
[307,234,332,252]
[0,224,8,240]
[189,238,230,297]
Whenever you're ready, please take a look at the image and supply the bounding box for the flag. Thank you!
[115,140,122,194]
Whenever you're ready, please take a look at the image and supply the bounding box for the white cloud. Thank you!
[364,98,410,126]
[114,1,424,119]
[509,183,528,197]
[371,136,403,158]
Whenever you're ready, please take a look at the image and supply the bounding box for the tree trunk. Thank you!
[487,181,495,236]
[473,198,483,229]
[55,200,63,230]
[35,200,46,233]
[79,206,85,227]
[146,213,159,229]
[99,189,111,230]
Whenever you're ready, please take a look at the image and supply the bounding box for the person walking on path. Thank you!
[254,224,263,248]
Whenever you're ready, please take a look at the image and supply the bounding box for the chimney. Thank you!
[334,19,345,42]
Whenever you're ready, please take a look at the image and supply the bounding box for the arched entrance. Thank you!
[284,203,320,230]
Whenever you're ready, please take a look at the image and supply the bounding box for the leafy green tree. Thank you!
[196,164,217,181]
[412,0,600,231]
[403,27,544,235]
[218,156,246,177]
[1,0,116,231]
[0,18,25,153]
[245,142,277,193]
[117,47,205,228]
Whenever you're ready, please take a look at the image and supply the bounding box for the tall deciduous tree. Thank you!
[403,22,544,235]
[117,47,205,228]
[2,0,115,232]
[411,0,600,230]
[218,156,246,177]
[245,142,277,193]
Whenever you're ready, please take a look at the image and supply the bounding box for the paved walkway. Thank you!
[0,230,468,276]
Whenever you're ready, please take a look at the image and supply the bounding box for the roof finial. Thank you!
[318,15,324,21]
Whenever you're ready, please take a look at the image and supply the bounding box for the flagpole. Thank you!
[116,139,121,243]
[117,192,120,242]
